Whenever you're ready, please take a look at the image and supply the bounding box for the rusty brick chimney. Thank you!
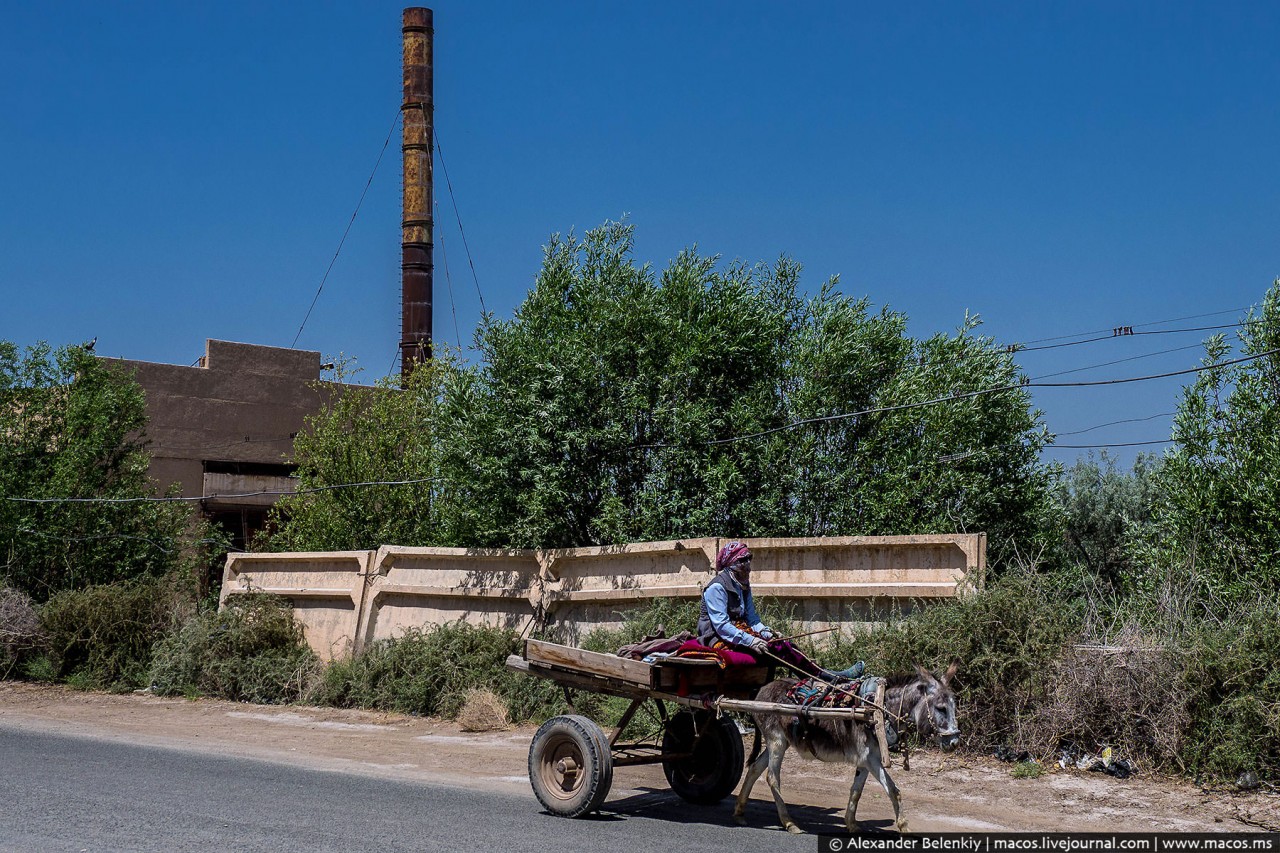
[400,7,433,383]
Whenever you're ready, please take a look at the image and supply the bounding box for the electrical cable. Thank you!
[1029,344,1207,381]
[432,124,487,315]
[1054,412,1177,437]
[4,477,439,505]
[1016,306,1251,346]
[634,347,1280,450]
[290,109,399,349]
[436,199,463,348]
[1014,321,1251,353]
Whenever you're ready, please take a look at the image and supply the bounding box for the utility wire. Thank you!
[5,477,439,505]
[436,199,463,348]
[635,347,1280,450]
[432,124,487,315]
[1014,321,1251,353]
[291,109,399,349]
[1017,306,1251,346]
[1029,343,1207,381]
[1054,412,1176,437]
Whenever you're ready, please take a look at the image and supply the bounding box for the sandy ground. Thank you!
[1,681,1276,834]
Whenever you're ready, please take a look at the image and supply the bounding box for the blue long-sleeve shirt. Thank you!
[702,574,767,647]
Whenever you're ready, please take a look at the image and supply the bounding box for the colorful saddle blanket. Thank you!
[783,677,866,708]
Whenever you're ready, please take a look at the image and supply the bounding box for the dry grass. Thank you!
[1027,624,1190,768]
[456,687,510,732]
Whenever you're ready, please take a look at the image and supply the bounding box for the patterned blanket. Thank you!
[783,676,879,708]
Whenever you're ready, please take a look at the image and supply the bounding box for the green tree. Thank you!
[0,342,197,599]
[1051,451,1161,588]
[259,357,455,552]
[443,222,1054,558]
[1133,280,1280,602]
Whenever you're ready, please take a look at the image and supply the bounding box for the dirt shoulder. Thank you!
[1,681,1274,834]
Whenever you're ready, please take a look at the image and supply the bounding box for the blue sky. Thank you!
[2,1,1277,465]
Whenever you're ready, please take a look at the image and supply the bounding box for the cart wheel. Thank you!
[661,711,745,804]
[528,715,614,817]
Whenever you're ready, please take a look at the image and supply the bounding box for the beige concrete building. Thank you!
[105,339,337,550]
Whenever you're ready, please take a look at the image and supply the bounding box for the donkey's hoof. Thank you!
[896,819,911,834]
[784,823,805,834]
[733,813,747,826]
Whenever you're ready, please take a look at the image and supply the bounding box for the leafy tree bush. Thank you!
[1131,280,1280,603]
[259,359,453,552]
[1179,595,1280,780]
[311,622,554,720]
[0,341,205,599]
[37,576,192,690]
[1051,451,1161,588]
[150,593,319,704]
[271,223,1053,561]
[450,223,1052,559]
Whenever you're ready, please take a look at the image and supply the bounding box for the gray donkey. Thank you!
[734,662,960,834]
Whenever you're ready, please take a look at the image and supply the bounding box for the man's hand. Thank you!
[758,627,775,641]
[748,636,770,655]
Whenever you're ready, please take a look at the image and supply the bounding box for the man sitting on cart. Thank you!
[697,541,862,683]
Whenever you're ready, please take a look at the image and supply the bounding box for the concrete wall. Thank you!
[221,534,985,661]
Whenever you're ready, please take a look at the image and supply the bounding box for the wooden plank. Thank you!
[714,696,874,721]
[873,680,891,767]
[525,639,653,686]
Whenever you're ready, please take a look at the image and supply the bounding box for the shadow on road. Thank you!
[589,786,900,836]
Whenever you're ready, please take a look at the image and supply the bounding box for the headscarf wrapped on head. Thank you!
[716,541,752,571]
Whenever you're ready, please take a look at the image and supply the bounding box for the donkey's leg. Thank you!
[845,766,869,833]
[734,743,771,825]
[867,751,908,834]
[761,733,803,834]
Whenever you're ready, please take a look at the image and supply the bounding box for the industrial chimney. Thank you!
[400,7,433,383]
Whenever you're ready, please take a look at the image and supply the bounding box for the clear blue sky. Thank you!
[2,1,1277,465]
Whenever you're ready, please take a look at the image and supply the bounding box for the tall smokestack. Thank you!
[401,7,433,383]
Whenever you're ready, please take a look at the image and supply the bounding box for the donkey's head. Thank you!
[908,661,961,751]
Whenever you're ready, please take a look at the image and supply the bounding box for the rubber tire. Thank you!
[661,711,746,804]
[528,715,614,817]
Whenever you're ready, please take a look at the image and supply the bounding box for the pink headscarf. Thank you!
[716,541,752,571]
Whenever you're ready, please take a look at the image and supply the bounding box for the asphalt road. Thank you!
[0,726,835,853]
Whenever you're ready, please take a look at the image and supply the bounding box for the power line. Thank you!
[4,477,439,505]
[290,109,400,349]
[635,347,1280,450]
[1014,321,1250,353]
[1017,306,1251,346]
[436,199,463,348]
[1029,344,1206,381]
[432,124,487,315]
[1055,412,1176,437]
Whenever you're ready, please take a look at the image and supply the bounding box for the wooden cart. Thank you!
[506,639,885,818]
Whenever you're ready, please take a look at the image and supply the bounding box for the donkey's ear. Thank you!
[942,660,958,686]
[914,663,934,682]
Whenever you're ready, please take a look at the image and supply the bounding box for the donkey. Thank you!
[733,662,960,835]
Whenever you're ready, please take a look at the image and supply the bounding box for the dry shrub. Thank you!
[457,686,510,732]
[1029,624,1190,768]
[0,586,46,677]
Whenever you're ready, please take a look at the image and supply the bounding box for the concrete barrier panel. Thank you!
[220,534,985,660]
[359,546,543,645]
[221,550,373,661]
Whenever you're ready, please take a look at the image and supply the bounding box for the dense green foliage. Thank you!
[1051,451,1161,589]
[269,223,1053,562]
[259,360,449,552]
[0,342,209,599]
[1130,283,1280,603]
